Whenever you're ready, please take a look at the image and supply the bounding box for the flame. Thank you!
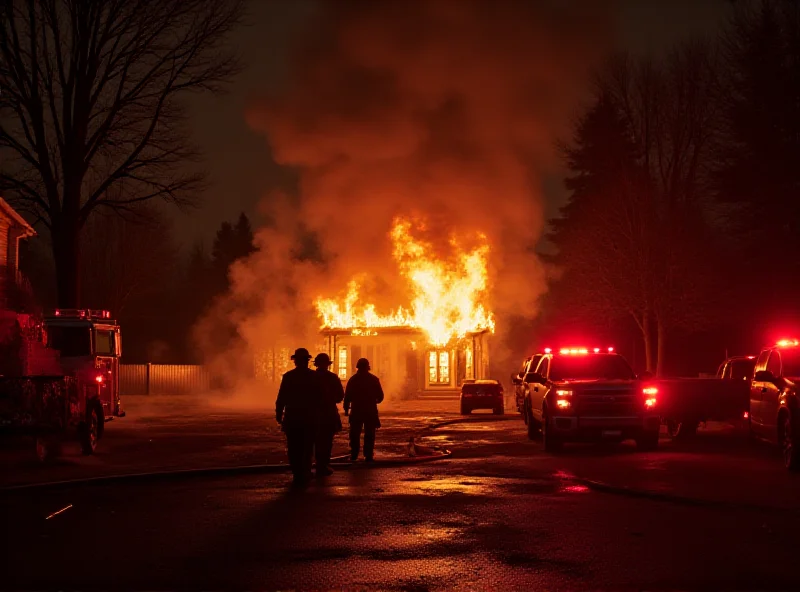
[315,217,495,346]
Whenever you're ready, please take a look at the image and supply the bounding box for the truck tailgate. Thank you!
[654,378,750,421]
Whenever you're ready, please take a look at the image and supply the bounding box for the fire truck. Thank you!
[0,309,124,461]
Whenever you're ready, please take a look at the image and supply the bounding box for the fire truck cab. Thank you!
[44,309,124,421]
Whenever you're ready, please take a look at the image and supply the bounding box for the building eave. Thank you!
[320,326,492,338]
[0,197,36,237]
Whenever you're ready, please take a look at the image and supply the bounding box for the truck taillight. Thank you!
[643,386,657,408]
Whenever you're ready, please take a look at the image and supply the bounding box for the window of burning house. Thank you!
[338,346,348,380]
[428,350,451,385]
[465,345,474,380]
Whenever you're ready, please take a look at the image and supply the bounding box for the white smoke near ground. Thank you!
[197,0,614,406]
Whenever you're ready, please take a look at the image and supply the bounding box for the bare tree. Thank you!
[602,44,724,373]
[81,205,177,317]
[0,0,244,307]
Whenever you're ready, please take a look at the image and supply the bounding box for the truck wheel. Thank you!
[636,430,659,452]
[460,403,470,415]
[780,412,800,471]
[80,405,102,455]
[493,406,504,415]
[522,401,529,425]
[541,410,562,452]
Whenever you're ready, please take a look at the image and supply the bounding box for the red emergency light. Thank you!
[777,339,799,348]
[53,309,111,320]
[555,347,615,355]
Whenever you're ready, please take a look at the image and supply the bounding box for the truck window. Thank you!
[729,359,755,381]
[47,326,91,357]
[94,330,115,356]
[549,355,636,381]
[717,363,728,379]
[766,351,782,377]
[536,357,550,377]
[528,355,543,374]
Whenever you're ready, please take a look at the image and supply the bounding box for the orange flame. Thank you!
[315,217,495,346]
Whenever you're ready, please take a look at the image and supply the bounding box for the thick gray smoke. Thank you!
[198,0,613,404]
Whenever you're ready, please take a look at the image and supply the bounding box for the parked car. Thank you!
[460,379,504,415]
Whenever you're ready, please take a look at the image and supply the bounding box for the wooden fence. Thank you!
[120,364,211,395]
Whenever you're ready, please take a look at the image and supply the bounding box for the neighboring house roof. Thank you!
[0,198,36,238]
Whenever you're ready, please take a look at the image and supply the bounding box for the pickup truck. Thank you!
[748,341,800,470]
[511,354,543,414]
[654,355,755,439]
[520,348,660,452]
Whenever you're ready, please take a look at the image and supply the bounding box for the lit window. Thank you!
[439,352,450,383]
[465,346,473,380]
[338,346,348,380]
[428,350,451,385]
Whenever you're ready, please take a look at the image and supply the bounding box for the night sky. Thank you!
[177,0,732,249]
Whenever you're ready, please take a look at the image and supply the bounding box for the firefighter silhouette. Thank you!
[313,352,344,476]
[343,358,385,462]
[275,347,320,484]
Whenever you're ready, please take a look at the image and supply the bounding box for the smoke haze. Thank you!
[199,0,614,402]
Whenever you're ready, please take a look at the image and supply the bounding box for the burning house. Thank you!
[253,217,496,398]
[314,218,495,398]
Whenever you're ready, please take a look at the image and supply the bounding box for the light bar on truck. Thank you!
[554,347,615,355]
[53,309,111,320]
[777,339,799,348]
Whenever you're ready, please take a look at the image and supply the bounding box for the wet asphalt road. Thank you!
[3,397,800,590]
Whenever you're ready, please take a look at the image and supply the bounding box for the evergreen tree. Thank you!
[716,0,800,270]
[210,213,256,294]
[547,93,660,369]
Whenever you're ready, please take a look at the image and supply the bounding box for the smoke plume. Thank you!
[199,0,613,402]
